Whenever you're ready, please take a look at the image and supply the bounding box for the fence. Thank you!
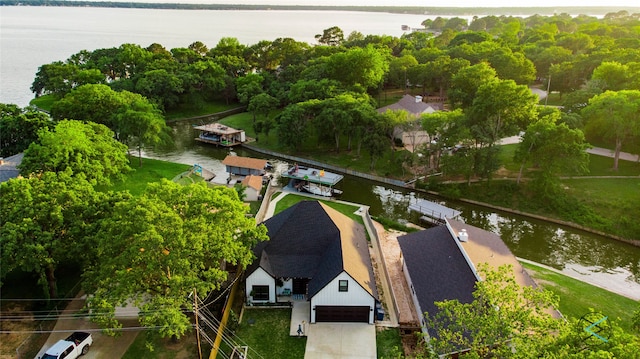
[242,144,408,188]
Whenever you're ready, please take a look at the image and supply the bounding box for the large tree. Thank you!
[582,90,640,170]
[0,104,53,157]
[0,171,115,298]
[515,110,590,193]
[467,79,539,148]
[425,264,560,358]
[325,45,389,92]
[19,120,130,186]
[83,180,268,338]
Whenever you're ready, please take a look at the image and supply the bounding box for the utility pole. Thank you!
[194,288,203,359]
[545,72,551,106]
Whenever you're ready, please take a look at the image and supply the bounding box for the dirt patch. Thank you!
[373,221,420,326]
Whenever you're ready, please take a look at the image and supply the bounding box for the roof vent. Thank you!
[458,229,468,242]
[415,95,423,103]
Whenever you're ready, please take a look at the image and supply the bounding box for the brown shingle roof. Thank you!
[241,175,263,191]
[222,155,267,171]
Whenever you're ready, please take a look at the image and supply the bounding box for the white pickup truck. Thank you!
[39,332,92,359]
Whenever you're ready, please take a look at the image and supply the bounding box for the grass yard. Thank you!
[586,155,640,177]
[98,157,190,196]
[521,262,639,333]
[376,328,403,359]
[273,193,363,223]
[164,101,238,121]
[122,330,203,359]
[229,308,306,359]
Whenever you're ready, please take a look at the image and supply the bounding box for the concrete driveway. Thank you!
[304,323,376,359]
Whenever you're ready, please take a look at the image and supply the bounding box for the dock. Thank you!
[281,165,343,197]
[194,123,246,147]
[409,199,461,225]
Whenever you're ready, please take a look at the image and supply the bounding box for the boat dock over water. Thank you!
[281,165,343,197]
[194,123,246,147]
[409,199,461,225]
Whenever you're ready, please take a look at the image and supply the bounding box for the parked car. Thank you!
[39,332,92,359]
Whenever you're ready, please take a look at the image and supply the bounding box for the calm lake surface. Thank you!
[2,6,639,299]
[1,6,428,106]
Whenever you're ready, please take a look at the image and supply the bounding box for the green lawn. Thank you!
[376,328,403,359]
[164,101,238,121]
[97,157,190,196]
[122,330,202,359]
[229,308,306,359]
[29,94,57,111]
[586,154,640,177]
[521,262,639,333]
[273,193,363,223]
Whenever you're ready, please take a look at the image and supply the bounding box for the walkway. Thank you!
[498,134,639,163]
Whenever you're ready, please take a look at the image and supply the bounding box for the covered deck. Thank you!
[281,165,343,197]
[194,123,246,147]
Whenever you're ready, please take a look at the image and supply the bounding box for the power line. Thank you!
[0,325,195,334]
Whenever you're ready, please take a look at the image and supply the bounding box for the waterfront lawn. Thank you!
[587,155,640,177]
[562,178,640,237]
[232,308,306,359]
[273,193,363,223]
[98,157,190,196]
[29,94,57,111]
[164,100,237,121]
[522,262,638,333]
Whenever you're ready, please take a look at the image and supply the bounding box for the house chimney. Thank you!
[415,95,423,103]
[458,229,468,242]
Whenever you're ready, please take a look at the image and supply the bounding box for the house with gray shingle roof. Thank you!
[377,95,444,151]
[397,220,479,336]
[245,200,379,323]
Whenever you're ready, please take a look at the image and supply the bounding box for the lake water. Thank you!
[1,6,429,106]
[2,6,639,299]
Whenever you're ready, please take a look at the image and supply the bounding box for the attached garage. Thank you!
[315,306,370,323]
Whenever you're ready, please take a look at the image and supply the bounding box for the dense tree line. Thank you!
[0,115,268,339]
[22,11,640,203]
[3,10,640,348]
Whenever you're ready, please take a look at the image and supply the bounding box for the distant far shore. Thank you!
[1,0,639,16]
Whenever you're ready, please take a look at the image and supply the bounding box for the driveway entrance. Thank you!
[304,323,376,359]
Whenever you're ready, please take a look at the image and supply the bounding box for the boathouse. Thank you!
[194,123,246,147]
[222,155,267,177]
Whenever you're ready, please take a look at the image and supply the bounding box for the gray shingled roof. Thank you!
[248,200,377,299]
[397,226,477,323]
[377,94,438,116]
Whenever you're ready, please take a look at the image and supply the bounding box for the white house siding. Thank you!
[244,188,259,201]
[310,271,375,323]
[402,259,427,333]
[245,267,276,303]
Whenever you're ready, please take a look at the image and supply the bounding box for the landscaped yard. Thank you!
[226,308,306,359]
[273,193,364,224]
[97,157,191,196]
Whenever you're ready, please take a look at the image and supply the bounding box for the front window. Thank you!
[252,285,269,301]
[339,280,348,292]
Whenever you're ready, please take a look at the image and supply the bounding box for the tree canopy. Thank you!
[83,180,268,338]
[19,120,131,186]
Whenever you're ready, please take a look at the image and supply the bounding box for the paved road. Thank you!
[34,293,139,359]
[499,135,639,163]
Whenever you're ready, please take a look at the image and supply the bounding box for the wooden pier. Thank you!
[409,199,461,225]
